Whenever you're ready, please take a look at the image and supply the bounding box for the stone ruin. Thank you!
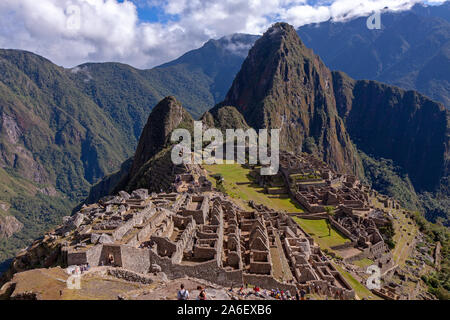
[50,172,355,299]
[254,151,396,272]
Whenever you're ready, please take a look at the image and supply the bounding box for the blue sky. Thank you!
[118,1,174,23]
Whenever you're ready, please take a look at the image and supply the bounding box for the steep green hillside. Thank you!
[0,166,74,265]
[333,71,449,193]
[0,49,133,264]
[359,152,422,212]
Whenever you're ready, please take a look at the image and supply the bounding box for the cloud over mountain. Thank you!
[0,0,445,68]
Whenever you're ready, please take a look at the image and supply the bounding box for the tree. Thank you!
[326,219,331,236]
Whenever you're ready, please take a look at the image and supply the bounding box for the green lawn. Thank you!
[352,258,374,269]
[292,217,350,251]
[204,164,304,213]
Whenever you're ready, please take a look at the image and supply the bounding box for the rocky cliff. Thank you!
[0,216,23,239]
[333,71,449,193]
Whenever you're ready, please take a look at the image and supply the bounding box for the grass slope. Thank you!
[203,164,303,212]
[292,217,350,251]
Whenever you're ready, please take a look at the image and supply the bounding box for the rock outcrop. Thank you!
[0,215,23,239]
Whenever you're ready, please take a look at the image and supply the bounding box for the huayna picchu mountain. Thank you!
[219,23,364,177]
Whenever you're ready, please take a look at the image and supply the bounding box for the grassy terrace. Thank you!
[333,263,382,300]
[392,209,418,267]
[352,258,374,269]
[203,164,304,213]
[292,217,350,251]
[369,196,418,267]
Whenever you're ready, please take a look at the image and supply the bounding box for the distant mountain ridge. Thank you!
[298,2,450,109]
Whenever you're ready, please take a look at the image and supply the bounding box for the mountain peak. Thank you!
[267,22,299,37]
[220,22,363,176]
[129,96,193,179]
[261,22,307,50]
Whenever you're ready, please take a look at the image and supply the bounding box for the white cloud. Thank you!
[0,0,442,68]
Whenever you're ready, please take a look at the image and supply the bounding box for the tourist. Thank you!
[177,284,189,300]
[108,254,115,266]
[197,287,207,300]
[286,290,291,299]
[300,288,306,300]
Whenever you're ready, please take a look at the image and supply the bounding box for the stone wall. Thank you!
[107,268,153,284]
[329,217,357,241]
[121,246,151,274]
[242,274,297,293]
[148,250,243,287]
[67,251,87,266]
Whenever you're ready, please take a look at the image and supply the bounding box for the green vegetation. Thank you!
[292,217,350,251]
[0,167,74,263]
[290,173,322,182]
[419,190,450,226]
[412,212,450,300]
[204,164,303,213]
[352,258,374,269]
[378,219,396,250]
[333,263,381,300]
[360,152,421,212]
[361,151,449,227]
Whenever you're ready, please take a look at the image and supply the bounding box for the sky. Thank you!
[0,0,447,69]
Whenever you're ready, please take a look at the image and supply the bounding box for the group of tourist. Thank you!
[310,283,345,300]
[68,263,90,275]
[177,284,207,300]
[79,263,91,273]
[176,283,312,301]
